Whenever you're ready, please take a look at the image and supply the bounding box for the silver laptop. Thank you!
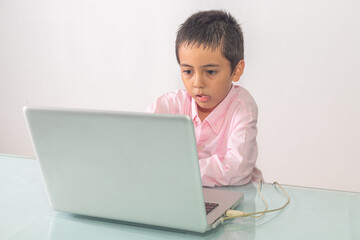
[23,106,243,233]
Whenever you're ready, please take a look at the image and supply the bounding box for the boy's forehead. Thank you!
[178,43,229,66]
[180,41,221,54]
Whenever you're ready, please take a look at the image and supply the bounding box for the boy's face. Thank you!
[178,43,244,116]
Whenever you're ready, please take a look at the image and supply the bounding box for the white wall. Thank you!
[1,0,359,192]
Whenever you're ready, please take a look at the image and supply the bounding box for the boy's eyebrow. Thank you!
[181,64,193,68]
[201,64,220,68]
[181,64,220,68]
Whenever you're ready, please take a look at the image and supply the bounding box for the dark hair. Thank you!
[175,10,244,72]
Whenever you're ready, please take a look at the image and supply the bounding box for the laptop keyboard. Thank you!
[205,202,219,215]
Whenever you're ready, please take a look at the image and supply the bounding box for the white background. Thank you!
[1,0,359,192]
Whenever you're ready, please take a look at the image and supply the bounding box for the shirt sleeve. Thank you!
[198,106,262,187]
[146,92,181,114]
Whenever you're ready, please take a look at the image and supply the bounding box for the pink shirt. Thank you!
[147,85,263,187]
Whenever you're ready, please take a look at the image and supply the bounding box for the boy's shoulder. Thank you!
[161,89,190,101]
[230,85,258,116]
[157,89,192,107]
[147,89,191,114]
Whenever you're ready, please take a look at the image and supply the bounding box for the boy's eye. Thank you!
[183,70,193,75]
[207,70,217,75]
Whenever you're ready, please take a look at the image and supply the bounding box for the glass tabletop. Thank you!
[1,154,359,240]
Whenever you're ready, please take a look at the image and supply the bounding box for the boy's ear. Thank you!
[231,60,245,82]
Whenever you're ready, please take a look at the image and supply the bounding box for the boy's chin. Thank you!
[196,102,216,113]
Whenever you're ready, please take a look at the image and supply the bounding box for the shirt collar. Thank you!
[191,84,237,134]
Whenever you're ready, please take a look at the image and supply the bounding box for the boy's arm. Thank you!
[146,91,185,114]
[199,110,262,187]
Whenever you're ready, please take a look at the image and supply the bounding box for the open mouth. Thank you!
[196,94,210,103]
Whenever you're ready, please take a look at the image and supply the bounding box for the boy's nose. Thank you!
[193,73,205,88]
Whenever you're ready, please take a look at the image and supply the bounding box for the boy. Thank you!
[147,10,262,187]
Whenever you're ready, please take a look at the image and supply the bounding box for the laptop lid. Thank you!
[24,106,242,233]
